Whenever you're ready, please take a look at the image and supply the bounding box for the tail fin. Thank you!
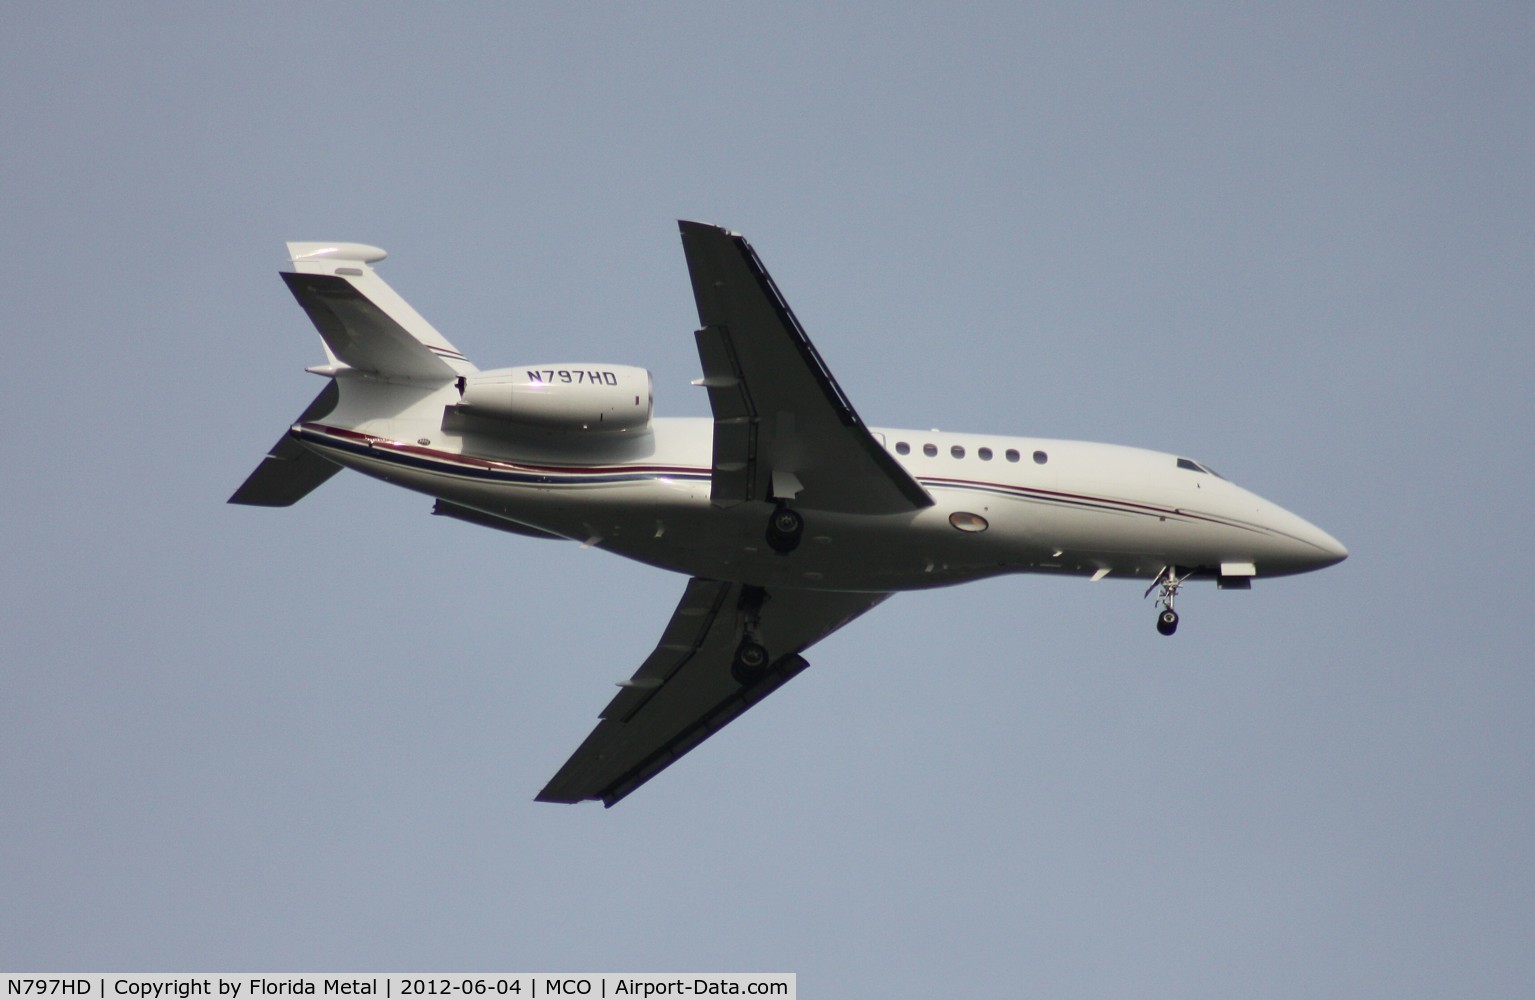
[228,382,342,506]
[232,243,479,506]
[281,242,477,380]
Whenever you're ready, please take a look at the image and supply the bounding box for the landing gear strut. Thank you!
[1146,566,1189,637]
[766,505,804,554]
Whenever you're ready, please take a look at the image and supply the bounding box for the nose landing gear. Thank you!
[1146,566,1189,637]
[1157,608,1180,636]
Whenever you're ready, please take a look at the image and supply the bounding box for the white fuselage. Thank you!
[294,373,1346,593]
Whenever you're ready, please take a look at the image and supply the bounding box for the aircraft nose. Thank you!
[1268,506,1348,573]
[1302,522,1349,568]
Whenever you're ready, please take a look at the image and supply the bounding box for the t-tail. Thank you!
[228,242,477,506]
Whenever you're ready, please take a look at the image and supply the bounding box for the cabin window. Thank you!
[923,443,938,457]
[1005,448,1020,462]
[1033,450,1049,465]
[978,447,993,461]
[895,441,910,455]
[951,445,965,459]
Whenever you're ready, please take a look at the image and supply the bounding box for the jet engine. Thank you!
[454,365,653,432]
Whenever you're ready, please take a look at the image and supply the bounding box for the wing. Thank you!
[537,578,891,806]
[678,221,932,514]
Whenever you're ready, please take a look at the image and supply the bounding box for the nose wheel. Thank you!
[1157,608,1180,636]
[1146,566,1188,637]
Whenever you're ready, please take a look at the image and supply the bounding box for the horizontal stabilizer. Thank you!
[228,383,342,506]
[228,438,340,506]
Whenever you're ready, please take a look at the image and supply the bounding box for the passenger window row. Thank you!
[893,441,1048,465]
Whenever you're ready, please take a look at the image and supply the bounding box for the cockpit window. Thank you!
[1176,457,1224,478]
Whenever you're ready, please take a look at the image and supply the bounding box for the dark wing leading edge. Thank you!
[678,221,932,514]
[537,579,890,806]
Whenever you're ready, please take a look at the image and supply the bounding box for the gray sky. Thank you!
[3,3,1532,995]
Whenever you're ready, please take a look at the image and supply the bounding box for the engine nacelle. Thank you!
[455,365,653,432]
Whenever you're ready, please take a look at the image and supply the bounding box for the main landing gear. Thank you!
[766,505,804,554]
[732,639,770,685]
[1146,566,1189,637]
[732,585,772,685]
[735,504,804,681]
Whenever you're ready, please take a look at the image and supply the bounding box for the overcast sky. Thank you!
[3,3,1533,996]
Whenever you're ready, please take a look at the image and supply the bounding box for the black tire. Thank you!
[766,506,804,553]
[1157,609,1179,636]
[732,640,771,685]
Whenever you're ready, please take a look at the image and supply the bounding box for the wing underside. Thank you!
[537,579,890,806]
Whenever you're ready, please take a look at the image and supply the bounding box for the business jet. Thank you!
[231,222,1347,806]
